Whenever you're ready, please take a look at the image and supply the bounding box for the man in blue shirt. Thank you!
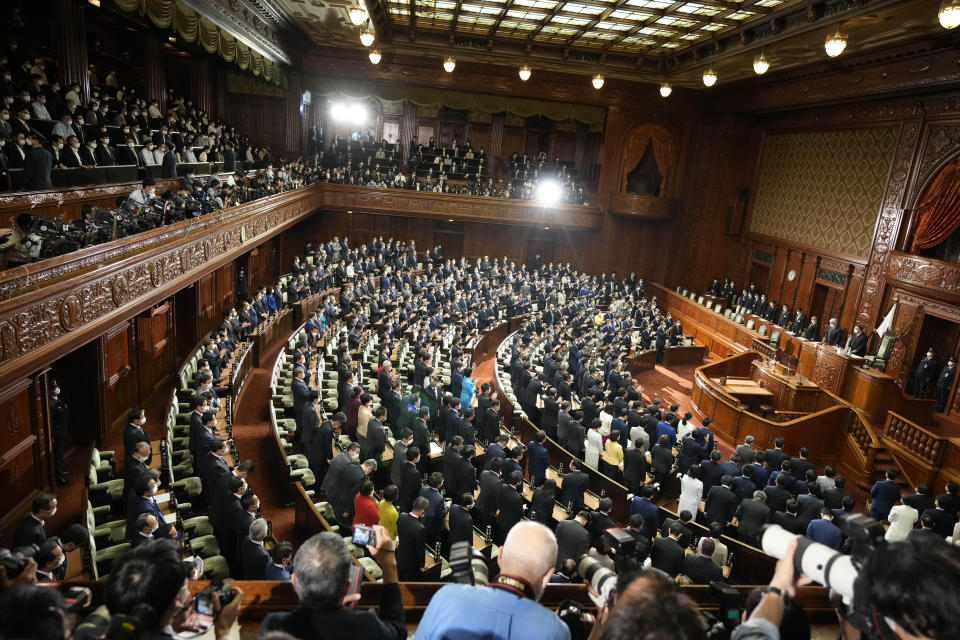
[415,521,570,640]
[805,507,843,550]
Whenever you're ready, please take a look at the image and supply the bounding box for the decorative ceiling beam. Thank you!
[179,0,292,64]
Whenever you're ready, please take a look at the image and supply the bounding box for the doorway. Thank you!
[811,283,843,324]
[909,313,960,403]
[52,340,103,444]
[748,262,770,294]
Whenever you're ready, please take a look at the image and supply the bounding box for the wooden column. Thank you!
[490,113,505,180]
[285,73,304,156]
[595,105,622,211]
[192,58,214,118]
[144,38,167,105]
[54,0,88,103]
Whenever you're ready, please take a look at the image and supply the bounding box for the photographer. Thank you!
[260,526,405,639]
[105,540,243,640]
[415,521,570,640]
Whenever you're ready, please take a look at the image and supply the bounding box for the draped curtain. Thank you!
[911,157,960,251]
[619,125,674,194]
[113,0,283,87]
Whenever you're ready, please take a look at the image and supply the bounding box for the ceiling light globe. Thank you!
[518,65,532,81]
[443,56,456,73]
[824,29,848,57]
[359,29,375,47]
[939,0,960,29]
[753,53,769,75]
[348,6,368,25]
[702,68,717,87]
[591,73,604,90]
[369,49,381,64]
[659,83,672,98]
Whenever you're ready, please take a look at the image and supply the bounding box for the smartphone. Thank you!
[352,524,377,548]
[344,564,363,608]
[194,594,215,617]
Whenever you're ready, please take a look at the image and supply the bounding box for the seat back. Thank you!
[758,324,768,337]
[746,319,755,330]
[769,330,781,347]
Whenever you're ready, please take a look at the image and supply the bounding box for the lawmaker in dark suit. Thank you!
[804,318,821,341]
[555,514,591,570]
[623,446,648,495]
[735,493,770,546]
[561,460,590,513]
[123,409,152,466]
[527,431,550,486]
[650,524,685,577]
[495,472,525,544]
[12,493,56,549]
[22,135,52,190]
[683,538,723,585]
[397,504,426,581]
[869,470,902,521]
[398,448,422,512]
[704,479,737,525]
[847,326,868,356]
[447,498,475,548]
[125,476,165,540]
[823,320,843,346]
[160,145,177,178]
[240,519,271,580]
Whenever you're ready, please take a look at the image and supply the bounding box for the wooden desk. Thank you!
[252,310,294,366]
[663,344,707,367]
[751,360,820,413]
[629,349,658,376]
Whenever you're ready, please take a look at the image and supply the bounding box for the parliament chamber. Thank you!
[2,0,960,639]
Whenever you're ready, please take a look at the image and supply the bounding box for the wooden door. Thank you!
[811,284,842,324]
[434,231,463,259]
[136,303,175,399]
[52,341,103,443]
[176,283,200,360]
[100,323,135,435]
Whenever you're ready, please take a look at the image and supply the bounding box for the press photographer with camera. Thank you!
[415,521,571,640]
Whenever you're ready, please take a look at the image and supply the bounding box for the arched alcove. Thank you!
[609,124,678,221]
[909,154,960,262]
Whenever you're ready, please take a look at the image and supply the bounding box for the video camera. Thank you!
[448,541,489,586]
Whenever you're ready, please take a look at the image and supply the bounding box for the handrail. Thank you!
[883,411,946,465]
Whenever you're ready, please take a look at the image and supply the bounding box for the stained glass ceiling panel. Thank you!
[394,0,803,52]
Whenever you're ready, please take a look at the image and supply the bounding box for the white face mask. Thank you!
[48,507,57,517]
[89,142,97,149]
[53,387,60,395]
[76,118,83,124]
[70,141,79,149]
[141,416,147,425]
[20,113,29,121]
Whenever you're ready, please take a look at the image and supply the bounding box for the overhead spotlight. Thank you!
[753,52,769,75]
[824,27,847,57]
[519,65,532,81]
[536,179,561,204]
[348,5,368,25]
[350,104,368,126]
[443,56,456,72]
[659,82,672,98]
[359,28,375,47]
[369,49,381,64]
[330,102,348,121]
[702,68,717,87]
[591,73,604,89]
[939,0,960,29]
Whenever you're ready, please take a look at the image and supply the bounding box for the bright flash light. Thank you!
[536,180,561,204]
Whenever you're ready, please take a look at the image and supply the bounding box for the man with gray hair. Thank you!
[260,526,405,639]
[737,435,756,465]
[240,517,270,579]
[415,521,571,639]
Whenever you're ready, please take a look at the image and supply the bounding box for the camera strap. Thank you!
[490,573,536,600]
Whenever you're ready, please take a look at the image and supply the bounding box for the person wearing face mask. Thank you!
[129,177,157,206]
[123,408,153,467]
[914,349,940,398]
[141,141,159,166]
[117,135,140,166]
[30,94,50,120]
[0,133,9,180]
[48,382,71,485]
[126,474,165,539]
[51,113,74,139]
[96,135,116,166]
[47,134,68,170]
[79,137,99,167]
[61,134,89,168]
[0,70,15,97]
[0,108,11,140]
[34,539,65,581]
[130,513,159,549]
[160,141,177,178]
[846,324,868,356]
[22,132,52,190]
[12,492,57,548]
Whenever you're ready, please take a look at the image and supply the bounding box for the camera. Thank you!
[195,578,236,610]
[351,524,377,548]
[575,554,618,607]
[601,527,638,573]
[0,545,39,579]
[449,541,489,586]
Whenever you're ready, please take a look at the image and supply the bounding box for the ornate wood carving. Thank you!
[811,356,840,391]
[856,121,923,329]
[886,252,960,299]
[914,123,960,203]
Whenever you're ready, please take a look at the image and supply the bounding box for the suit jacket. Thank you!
[126,496,165,539]
[562,471,590,513]
[23,146,53,190]
[764,448,789,473]
[921,508,955,538]
[848,332,868,356]
[770,511,806,535]
[555,519,590,569]
[495,483,525,538]
[650,536,684,577]
[804,322,821,341]
[360,418,386,461]
[391,440,409,487]
[123,422,152,464]
[869,479,901,520]
[684,553,723,585]
[527,441,549,482]
[475,470,502,523]
[765,485,793,513]
[736,498,770,544]
[790,457,815,482]
[398,461,421,512]
[12,514,46,548]
[736,444,756,465]
[448,504,474,547]
[823,325,843,346]
[237,537,269,580]
[704,485,737,525]
[623,447,648,494]
[397,512,426,581]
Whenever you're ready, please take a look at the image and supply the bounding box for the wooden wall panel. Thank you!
[136,303,174,398]
[101,323,134,435]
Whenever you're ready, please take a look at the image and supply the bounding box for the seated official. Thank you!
[260,528,405,640]
[415,521,571,640]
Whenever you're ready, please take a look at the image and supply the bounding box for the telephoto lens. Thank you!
[576,555,618,607]
[760,524,858,603]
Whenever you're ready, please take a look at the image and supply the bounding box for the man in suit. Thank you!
[699,449,724,495]
[683,537,723,585]
[190,410,217,470]
[735,490,770,546]
[806,508,843,550]
[790,447,814,482]
[846,325,868,356]
[527,430,550,487]
[308,412,343,485]
[804,316,821,341]
[123,441,151,504]
[909,514,949,546]
[628,486,660,540]
[650,522,685,578]
[921,497,957,538]
[765,473,793,513]
[95,134,116,165]
[398,447,422,513]
[936,359,957,412]
[736,436,756,465]
[291,367,312,442]
[397,498,427,581]
[123,408,152,467]
[126,475,166,540]
[623,438,648,495]
[474,459,502,529]
[12,492,57,548]
[704,476,737,525]
[770,499,807,535]
[360,406,387,462]
[419,472,446,546]
[554,512,591,570]
[904,482,937,516]
[447,495,474,548]
[823,318,843,346]
[495,470,525,544]
[660,512,694,550]
[869,469,902,521]
[22,132,52,189]
[566,412,586,460]
[541,390,560,441]
[129,513,158,549]
[235,492,259,550]
[456,409,476,446]
[200,439,231,499]
[561,458,590,513]
[764,438,789,474]
[240,518,271,580]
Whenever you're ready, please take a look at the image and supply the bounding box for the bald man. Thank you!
[415,521,571,640]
